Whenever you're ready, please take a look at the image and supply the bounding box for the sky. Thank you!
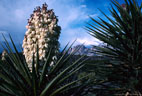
[0,0,140,51]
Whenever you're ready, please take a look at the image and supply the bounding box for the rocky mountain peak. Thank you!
[68,45,95,56]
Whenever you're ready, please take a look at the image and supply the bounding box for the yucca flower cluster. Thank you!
[22,3,61,68]
[1,49,8,60]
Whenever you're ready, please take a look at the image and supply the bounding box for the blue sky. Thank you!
[0,0,138,51]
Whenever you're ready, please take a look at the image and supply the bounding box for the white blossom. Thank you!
[22,3,61,68]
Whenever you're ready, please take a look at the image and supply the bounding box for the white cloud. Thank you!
[85,13,99,19]
[0,0,101,48]
[56,4,88,29]
[59,8,81,29]
[90,14,99,17]
[59,27,102,47]
[76,37,101,46]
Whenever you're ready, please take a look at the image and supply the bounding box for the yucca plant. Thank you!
[0,3,94,96]
[0,35,93,96]
[86,0,142,94]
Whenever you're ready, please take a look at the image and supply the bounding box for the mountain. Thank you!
[68,45,96,56]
